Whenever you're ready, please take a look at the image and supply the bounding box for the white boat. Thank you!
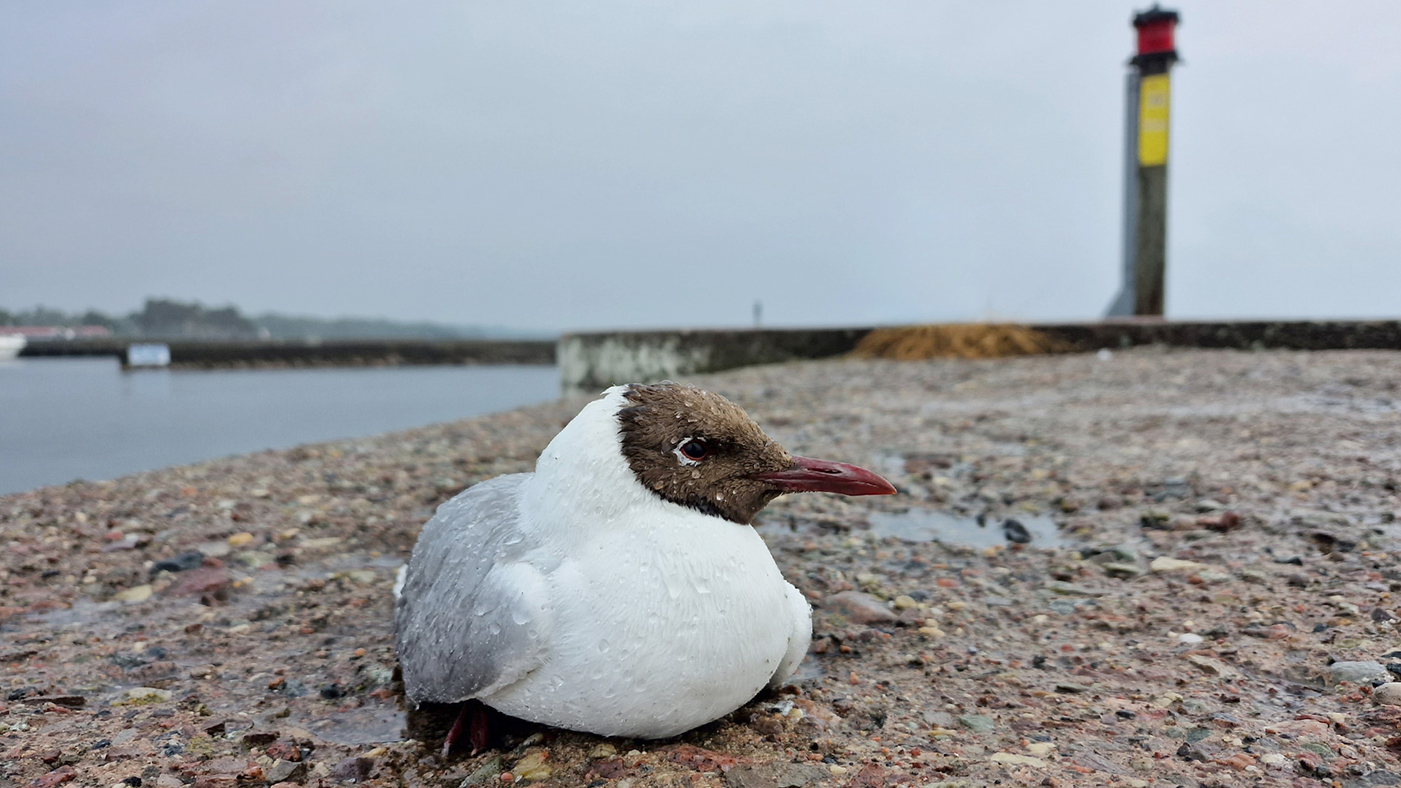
[0,334,26,361]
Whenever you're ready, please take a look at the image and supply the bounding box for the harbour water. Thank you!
[0,358,559,496]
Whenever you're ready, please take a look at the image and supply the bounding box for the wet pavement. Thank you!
[3,348,1401,787]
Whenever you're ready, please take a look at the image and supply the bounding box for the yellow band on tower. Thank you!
[1138,73,1171,166]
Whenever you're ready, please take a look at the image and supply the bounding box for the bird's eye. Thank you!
[678,439,708,462]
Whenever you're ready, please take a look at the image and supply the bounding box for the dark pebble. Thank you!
[319,683,344,700]
[121,778,142,787]
[1312,623,1329,633]
[1387,664,1401,679]
[328,757,374,782]
[1372,608,1399,623]
[143,646,169,660]
[150,551,205,576]
[91,739,110,749]
[1176,743,1208,762]
[1002,519,1032,544]
[110,653,148,669]
[1273,556,1304,565]
[1116,710,1136,719]
[242,731,279,747]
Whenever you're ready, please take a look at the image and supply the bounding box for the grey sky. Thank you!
[2,1,1398,332]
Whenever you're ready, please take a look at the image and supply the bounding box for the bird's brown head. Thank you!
[617,382,896,525]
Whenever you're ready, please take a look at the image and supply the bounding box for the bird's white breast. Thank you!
[483,502,799,738]
[477,388,807,738]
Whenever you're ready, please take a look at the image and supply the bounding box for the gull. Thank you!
[394,382,895,752]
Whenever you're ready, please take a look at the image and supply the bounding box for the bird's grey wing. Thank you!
[394,474,553,704]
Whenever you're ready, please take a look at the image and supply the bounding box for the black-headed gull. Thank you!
[394,382,894,751]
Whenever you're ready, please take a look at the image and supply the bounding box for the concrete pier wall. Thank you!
[559,320,1401,390]
[558,328,870,390]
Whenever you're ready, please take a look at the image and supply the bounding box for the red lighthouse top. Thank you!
[1133,5,1179,57]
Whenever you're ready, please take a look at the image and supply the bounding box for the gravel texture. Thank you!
[4,348,1401,788]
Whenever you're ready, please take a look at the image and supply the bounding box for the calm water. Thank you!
[0,358,559,496]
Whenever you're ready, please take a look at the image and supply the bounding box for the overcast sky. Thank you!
[2,1,1398,332]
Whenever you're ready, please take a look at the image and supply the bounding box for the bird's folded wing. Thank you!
[394,474,553,703]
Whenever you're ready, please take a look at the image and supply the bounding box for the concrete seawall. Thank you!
[559,319,1401,389]
[557,328,869,390]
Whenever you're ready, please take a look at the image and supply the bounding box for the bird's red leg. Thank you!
[441,703,470,759]
[468,700,491,755]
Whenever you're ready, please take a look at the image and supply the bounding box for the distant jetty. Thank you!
[18,338,556,368]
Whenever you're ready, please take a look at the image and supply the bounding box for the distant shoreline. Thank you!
[17,337,556,369]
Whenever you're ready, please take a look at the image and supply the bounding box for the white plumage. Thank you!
[394,386,811,738]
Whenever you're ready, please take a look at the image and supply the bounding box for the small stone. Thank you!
[1150,557,1206,573]
[460,756,502,786]
[1169,515,1198,531]
[1258,753,1288,769]
[166,566,230,599]
[1373,682,1401,706]
[1026,742,1054,757]
[512,750,551,783]
[990,752,1045,768]
[1103,562,1144,579]
[327,757,372,782]
[1326,661,1389,685]
[1215,752,1256,771]
[1152,692,1183,708]
[957,714,995,732]
[1177,633,1204,645]
[586,744,616,760]
[264,760,306,784]
[892,595,917,610]
[241,731,279,747]
[151,551,205,575]
[918,626,945,638]
[821,591,897,625]
[1002,519,1031,544]
[1140,508,1171,526]
[30,768,76,788]
[1185,654,1240,679]
[723,762,827,788]
[227,532,255,548]
[112,585,153,603]
[1043,581,1103,596]
[120,687,172,705]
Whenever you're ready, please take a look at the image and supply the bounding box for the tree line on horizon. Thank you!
[0,298,532,341]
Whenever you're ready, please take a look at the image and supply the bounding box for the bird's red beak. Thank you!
[751,456,897,497]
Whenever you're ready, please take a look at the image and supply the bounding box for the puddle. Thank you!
[869,510,1065,549]
[31,598,126,633]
